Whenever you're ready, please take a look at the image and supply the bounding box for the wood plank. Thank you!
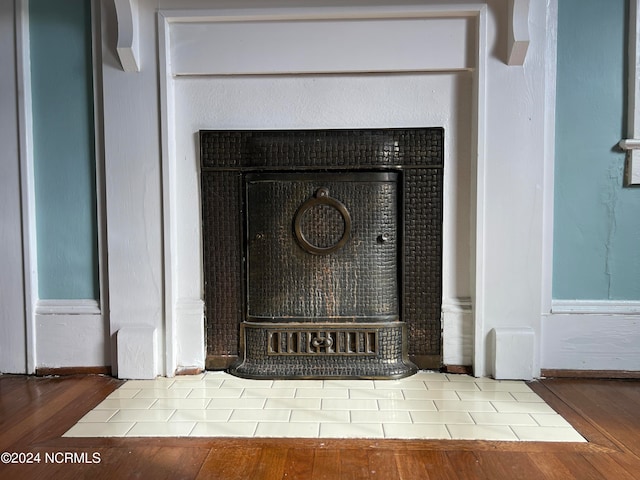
[527,453,579,480]
[416,451,459,480]
[444,451,486,480]
[539,379,640,456]
[340,448,371,479]
[368,450,401,480]
[36,366,112,376]
[474,452,548,480]
[395,452,430,480]
[195,447,261,480]
[546,453,606,480]
[312,449,342,480]
[528,380,620,451]
[283,447,315,479]
[583,453,640,480]
[252,447,288,480]
[0,376,120,451]
[0,377,66,429]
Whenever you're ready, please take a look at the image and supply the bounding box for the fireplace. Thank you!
[79,2,551,381]
[200,128,443,378]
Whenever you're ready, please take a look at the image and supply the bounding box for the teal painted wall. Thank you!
[30,0,99,300]
[554,0,640,300]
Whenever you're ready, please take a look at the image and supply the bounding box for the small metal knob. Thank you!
[377,233,389,244]
[311,336,334,348]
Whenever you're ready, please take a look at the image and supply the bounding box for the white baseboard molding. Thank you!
[542,313,640,371]
[36,312,109,368]
[551,299,640,315]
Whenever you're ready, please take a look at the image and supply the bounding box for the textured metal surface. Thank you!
[403,168,444,357]
[201,172,243,357]
[230,322,416,379]
[246,172,398,321]
[267,328,379,356]
[200,128,444,371]
[201,129,443,170]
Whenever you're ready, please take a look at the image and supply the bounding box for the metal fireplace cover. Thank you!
[245,172,399,322]
[200,128,444,372]
[233,171,416,379]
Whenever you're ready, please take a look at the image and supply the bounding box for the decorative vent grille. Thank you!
[267,329,378,356]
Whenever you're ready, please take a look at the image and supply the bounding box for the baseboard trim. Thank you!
[551,300,640,315]
[36,366,112,376]
[541,369,640,379]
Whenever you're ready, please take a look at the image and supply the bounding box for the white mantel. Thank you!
[90,0,554,379]
[92,0,554,379]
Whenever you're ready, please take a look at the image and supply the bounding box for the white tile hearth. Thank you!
[63,371,586,442]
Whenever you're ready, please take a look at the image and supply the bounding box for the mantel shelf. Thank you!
[114,0,532,73]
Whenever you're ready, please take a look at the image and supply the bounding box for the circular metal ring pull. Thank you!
[293,187,351,255]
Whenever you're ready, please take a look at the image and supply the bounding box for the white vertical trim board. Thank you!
[442,298,473,366]
[158,11,178,377]
[0,0,31,374]
[541,0,558,316]
[175,298,205,371]
[471,6,488,378]
[16,0,38,374]
[91,0,110,341]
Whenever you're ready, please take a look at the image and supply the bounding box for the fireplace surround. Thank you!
[200,128,443,378]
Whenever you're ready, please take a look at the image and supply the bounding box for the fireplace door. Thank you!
[246,172,398,323]
[230,172,415,378]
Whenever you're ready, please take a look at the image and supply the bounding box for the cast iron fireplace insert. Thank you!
[200,128,443,379]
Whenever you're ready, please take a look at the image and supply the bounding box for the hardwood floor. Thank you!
[0,374,638,479]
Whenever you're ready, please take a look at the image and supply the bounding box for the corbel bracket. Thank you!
[114,0,140,72]
[507,0,530,66]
